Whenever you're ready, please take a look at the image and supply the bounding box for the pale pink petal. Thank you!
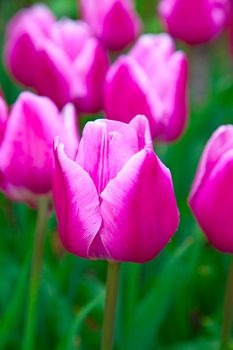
[100,149,179,262]
[49,19,92,61]
[61,103,79,159]
[129,114,153,150]
[53,141,103,258]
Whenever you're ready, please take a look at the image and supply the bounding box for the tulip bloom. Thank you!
[189,125,233,253]
[104,34,188,142]
[53,115,179,263]
[79,0,142,51]
[158,0,230,45]
[5,5,109,112]
[0,92,79,204]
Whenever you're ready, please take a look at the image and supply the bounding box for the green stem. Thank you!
[22,196,50,350]
[101,262,120,350]
[221,257,233,350]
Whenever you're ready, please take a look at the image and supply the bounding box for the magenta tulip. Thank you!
[5,4,55,87]
[5,5,109,112]
[158,0,230,45]
[104,34,188,142]
[0,92,79,205]
[189,125,233,253]
[79,0,142,51]
[53,115,179,263]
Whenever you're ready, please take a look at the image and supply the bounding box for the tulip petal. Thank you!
[0,97,8,144]
[53,141,102,258]
[130,34,188,141]
[129,114,153,150]
[158,0,229,44]
[159,51,188,141]
[50,19,92,61]
[4,4,55,86]
[100,149,179,263]
[73,39,109,113]
[190,125,233,200]
[101,0,141,51]
[61,103,79,159]
[104,57,161,136]
[189,150,233,253]
[35,40,77,109]
[76,119,139,193]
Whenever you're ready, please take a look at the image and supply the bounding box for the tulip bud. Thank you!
[189,125,233,253]
[79,0,142,51]
[104,34,188,142]
[158,0,230,45]
[5,6,109,112]
[0,92,79,205]
[53,115,179,263]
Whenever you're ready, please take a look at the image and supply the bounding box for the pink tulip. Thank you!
[104,34,188,142]
[5,4,55,86]
[79,0,142,51]
[5,6,109,112]
[53,115,179,263]
[0,96,8,145]
[0,92,79,205]
[158,0,230,45]
[189,125,233,253]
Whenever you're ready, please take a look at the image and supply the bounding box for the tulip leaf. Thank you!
[124,237,194,350]
[57,290,105,350]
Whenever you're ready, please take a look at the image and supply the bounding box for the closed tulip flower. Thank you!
[104,34,188,142]
[79,0,142,51]
[189,125,233,253]
[5,4,55,87]
[0,92,79,204]
[5,6,109,112]
[53,115,179,263]
[158,0,230,45]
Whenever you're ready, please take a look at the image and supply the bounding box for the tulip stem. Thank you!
[22,196,50,350]
[221,257,233,350]
[101,262,120,350]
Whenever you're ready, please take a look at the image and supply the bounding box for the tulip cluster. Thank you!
[0,1,186,269]
[2,0,233,349]
[5,4,109,112]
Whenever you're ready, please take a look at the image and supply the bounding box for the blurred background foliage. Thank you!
[0,0,233,349]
